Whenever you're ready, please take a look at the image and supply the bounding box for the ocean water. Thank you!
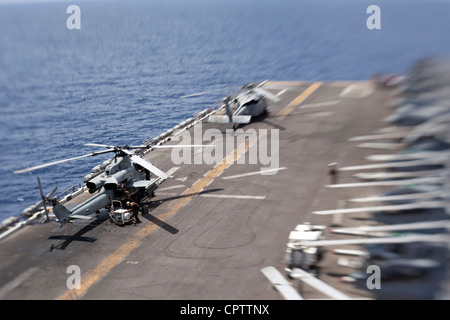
[1,0,450,221]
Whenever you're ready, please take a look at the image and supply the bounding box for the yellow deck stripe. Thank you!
[57,135,258,300]
[278,82,323,120]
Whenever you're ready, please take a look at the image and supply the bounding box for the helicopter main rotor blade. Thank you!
[151,145,214,148]
[17,143,211,175]
[84,143,112,148]
[130,155,168,180]
[113,144,213,152]
[180,91,212,98]
[253,88,281,102]
[14,149,114,174]
[180,87,233,99]
[85,143,147,150]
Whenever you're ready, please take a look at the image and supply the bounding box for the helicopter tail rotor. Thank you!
[36,177,58,222]
[37,177,71,227]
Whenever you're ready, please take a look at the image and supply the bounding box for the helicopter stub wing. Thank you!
[130,156,168,180]
[208,115,252,124]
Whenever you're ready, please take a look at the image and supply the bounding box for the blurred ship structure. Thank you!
[284,57,450,299]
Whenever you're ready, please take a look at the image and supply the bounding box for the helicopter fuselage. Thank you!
[53,154,158,225]
[86,155,144,193]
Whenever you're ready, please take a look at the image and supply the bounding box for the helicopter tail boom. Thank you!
[52,201,72,227]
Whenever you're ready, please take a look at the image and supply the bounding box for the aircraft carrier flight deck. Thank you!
[0,78,448,300]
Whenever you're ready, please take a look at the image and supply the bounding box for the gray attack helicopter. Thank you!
[14,143,197,227]
[182,81,280,128]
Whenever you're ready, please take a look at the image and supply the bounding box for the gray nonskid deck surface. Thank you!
[0,81,394,300]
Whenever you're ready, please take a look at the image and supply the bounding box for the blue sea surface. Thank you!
[1,0,450,221]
